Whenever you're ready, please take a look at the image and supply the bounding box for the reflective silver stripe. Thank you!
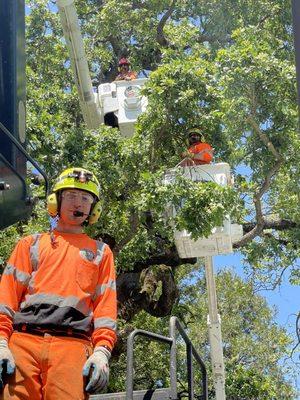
[30,234,41,271]
[93,279,116,300]
[27,271,37,294]
[0,304,15,318]
[94,317,117,331]
[3,264,31,287]
[20,293,92,317]
[93,241,106,265]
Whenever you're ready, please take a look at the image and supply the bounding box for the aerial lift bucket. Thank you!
[163,162,243,258]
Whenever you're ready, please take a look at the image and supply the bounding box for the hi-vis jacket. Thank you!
[0,231,117,350]
[188,142,213,164]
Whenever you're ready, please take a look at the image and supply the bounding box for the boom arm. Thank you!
[57,0,103,129]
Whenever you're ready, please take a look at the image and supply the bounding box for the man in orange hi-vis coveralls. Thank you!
[182,127,214,165]
[115,57,137,81]
[0,167,117,400]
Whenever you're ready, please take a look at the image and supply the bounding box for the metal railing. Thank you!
[124,316,208,400]
[169,317,208,400]
[126,329,173,399]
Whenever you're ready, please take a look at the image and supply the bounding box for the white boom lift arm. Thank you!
[57,0,103,129]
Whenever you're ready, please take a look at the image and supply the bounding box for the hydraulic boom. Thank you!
[57,0,103,129]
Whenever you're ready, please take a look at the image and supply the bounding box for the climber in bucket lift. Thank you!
[115,58,137,81]
[181,127,214,166]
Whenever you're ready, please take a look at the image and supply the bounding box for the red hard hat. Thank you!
[119,57,130,66]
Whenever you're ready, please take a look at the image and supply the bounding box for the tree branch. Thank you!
[291,311,300,356]
[156,0,176,47]
[133,250,196,272]
[117,265,179,321]
[233,115,283,247]
[234,162,282,247]
[242,218,298,233]
[262,232,298,249]
[247,115,282,161]
[112,211,140,256]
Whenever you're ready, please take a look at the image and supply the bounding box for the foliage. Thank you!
[16,0,299,286]
[174,267,297,398]
[109,269,297,398]
[1,0,299,397]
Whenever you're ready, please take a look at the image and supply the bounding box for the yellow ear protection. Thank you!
[87,200,102,225]
[47,193,59,217]
[47,192,102,225]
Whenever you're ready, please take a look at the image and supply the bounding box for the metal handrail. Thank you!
[169,317,208,400]
[125,318,208,400]
[126,329,174,400]
[0,121,49,195]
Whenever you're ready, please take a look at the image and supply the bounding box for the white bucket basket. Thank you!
[163,163,243,258]
[97,78,148,138]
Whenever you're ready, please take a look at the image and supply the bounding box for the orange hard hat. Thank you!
[119,57,130,66]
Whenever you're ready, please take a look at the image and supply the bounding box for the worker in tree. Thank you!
[0,167,117,400]
[115,57,137,81]
[181,127,214,165]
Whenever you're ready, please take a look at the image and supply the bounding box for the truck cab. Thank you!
[0,0,47,229]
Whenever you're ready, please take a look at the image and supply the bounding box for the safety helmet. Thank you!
[53,168,100,199]
[188,127,205,142]
[118,57,130,66]
[47,168,102,224]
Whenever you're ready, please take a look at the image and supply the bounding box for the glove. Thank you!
[82,346,110,394]
[0,339,15,389]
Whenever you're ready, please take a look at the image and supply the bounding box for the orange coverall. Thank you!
[188,142,213,164]
[0,231,117,400]
[115,71,137,81]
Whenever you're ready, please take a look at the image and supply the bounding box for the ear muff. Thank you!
[88,200,102,225]
[47,193,58,217]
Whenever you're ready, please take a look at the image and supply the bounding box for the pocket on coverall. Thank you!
[76,259,98,294]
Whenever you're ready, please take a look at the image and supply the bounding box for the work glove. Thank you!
[82,346,110,394]
[0,339,15,389]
